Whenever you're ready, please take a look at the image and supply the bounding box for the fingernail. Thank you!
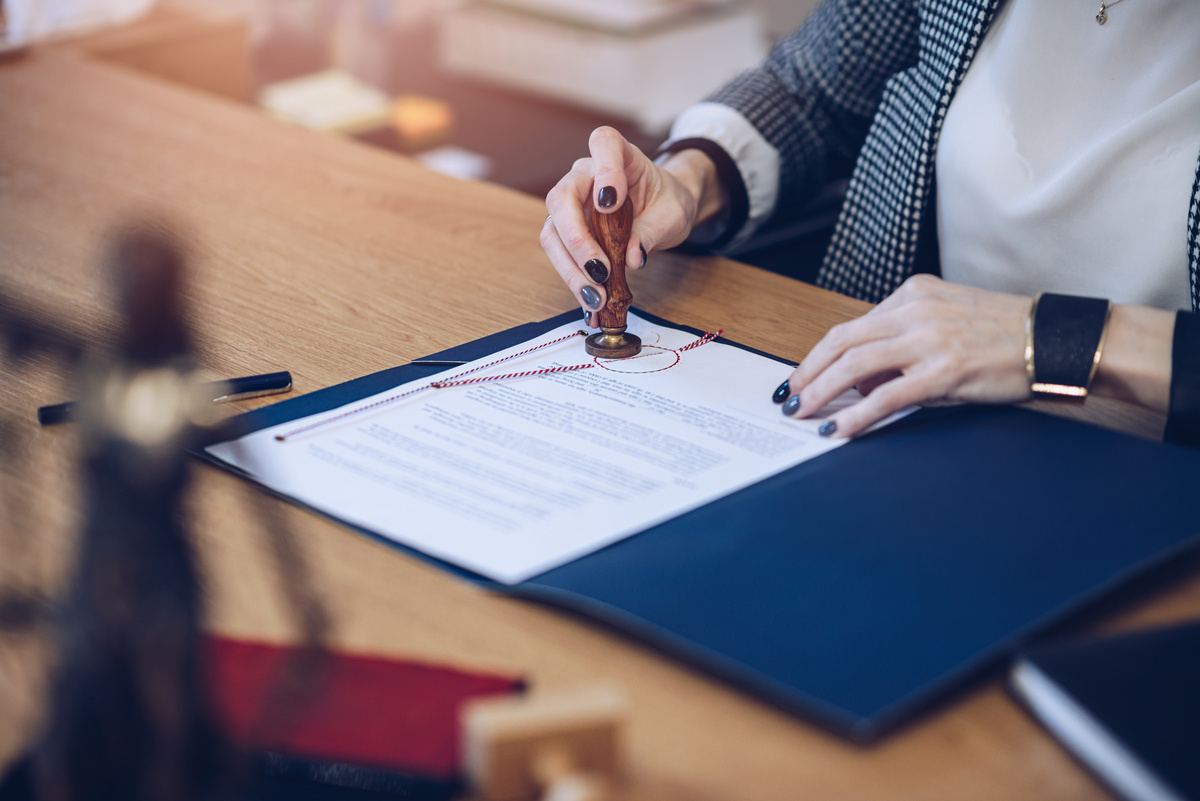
[772,380,789,404]
[583,309,593,327]
[580,285,602,310]
[584,259,608,283]
[782,395,800,416]
[818,420,837,437]
[639,244,647,268]
[598,186,617,209]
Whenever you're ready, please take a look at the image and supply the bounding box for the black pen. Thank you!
[409,359,468,366]
[37,371,293,426]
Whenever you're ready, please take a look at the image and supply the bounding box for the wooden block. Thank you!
[462,686,625,801]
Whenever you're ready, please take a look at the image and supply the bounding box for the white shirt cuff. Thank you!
[660,102,780,250]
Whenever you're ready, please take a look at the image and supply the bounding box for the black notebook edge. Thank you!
[1009,623,1200,801]
[1009,658,1180,801]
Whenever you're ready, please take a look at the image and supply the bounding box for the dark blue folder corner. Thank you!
[199,310,1200,743]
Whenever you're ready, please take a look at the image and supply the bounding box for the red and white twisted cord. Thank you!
[275,328,721,442]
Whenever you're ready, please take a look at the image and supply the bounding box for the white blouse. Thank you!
[937,0,1200,310]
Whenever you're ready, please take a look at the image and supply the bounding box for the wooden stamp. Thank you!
[584,202,641,360]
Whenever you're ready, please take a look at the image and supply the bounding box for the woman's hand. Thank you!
[780,275,1035,437]
[542,126,725,320]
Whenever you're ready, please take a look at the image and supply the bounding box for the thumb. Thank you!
[588,126,630,213]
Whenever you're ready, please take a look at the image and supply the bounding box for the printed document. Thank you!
[208,314,891,584]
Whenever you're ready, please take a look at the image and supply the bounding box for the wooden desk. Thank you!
[47,0,252,102]
[2,47,1199,801]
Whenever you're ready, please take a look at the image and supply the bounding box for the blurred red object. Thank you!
[204,636,523,780]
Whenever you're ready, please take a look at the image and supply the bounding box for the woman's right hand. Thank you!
[541,126,722,318]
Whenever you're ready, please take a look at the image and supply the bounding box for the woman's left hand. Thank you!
[781,274,1035,437]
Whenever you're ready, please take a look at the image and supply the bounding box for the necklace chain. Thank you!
[1095,0,1127,25]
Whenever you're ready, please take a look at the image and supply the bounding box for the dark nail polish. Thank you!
[782,395,800,416]
[580,285,602,310]
[639,244,648,268]
[583,309,593,326]
[584,259,608,283]
[818,420,837,437]
[598,185,617,209]
[772,380,789,404]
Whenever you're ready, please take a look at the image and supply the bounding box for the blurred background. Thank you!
[2,0,835,272]
[4,0,818,194]
[205,0,820,196]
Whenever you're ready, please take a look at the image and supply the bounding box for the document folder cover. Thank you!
[202,311,1200,742]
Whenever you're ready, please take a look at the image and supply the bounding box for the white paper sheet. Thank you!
[208,314,896,584]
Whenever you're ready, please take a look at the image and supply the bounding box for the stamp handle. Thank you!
[588,201,634,329]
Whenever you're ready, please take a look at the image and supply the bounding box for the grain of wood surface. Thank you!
[2,46,1198,801]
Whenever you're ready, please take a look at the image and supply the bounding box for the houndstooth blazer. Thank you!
[706,0,1200,310]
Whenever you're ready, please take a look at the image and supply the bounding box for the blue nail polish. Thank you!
[772,380,789,404]
[580,285,602,310]
[639,244,647,268]
[818,420,837,437]
[584,259,608,283]
[782,395,800,416]
[598,186,617,208]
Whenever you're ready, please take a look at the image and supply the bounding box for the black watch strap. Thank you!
[1031,293,1112,398]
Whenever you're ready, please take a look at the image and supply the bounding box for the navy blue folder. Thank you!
[202,310,1200,742]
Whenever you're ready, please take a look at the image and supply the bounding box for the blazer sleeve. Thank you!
[697,0,922,238]
[1165,311,1200,447]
